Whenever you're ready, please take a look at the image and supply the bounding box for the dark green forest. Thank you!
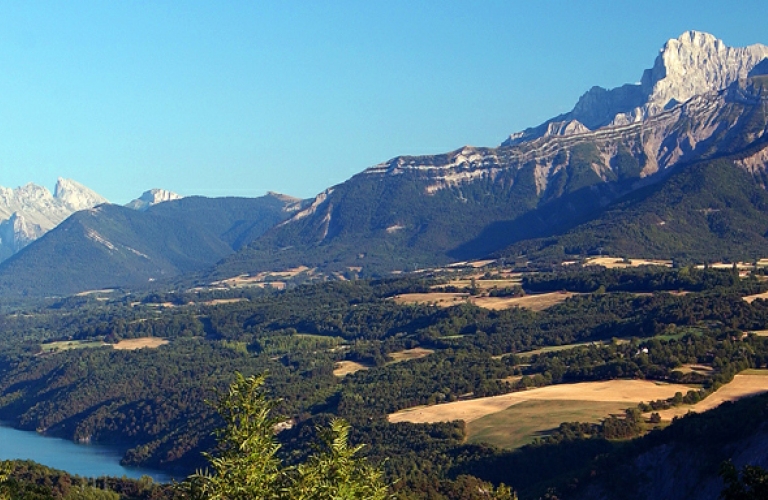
[2,265,768,498]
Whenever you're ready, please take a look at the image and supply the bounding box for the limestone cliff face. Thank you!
[361,76,768,197]
[279,73,768,255]
[125,189,183,211]
[505,31,768,145]
[0,178,108,261]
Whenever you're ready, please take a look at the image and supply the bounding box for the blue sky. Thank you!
[0,1,765,203]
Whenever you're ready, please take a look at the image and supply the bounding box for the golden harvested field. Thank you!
[742,291,768,303]
[333,361,370,377]
[388,380,691,424]
[472,292,578,311]
[394,291,576,311]
[515,342,595,359]
[442,278,522,290]
[75,289,116,296]
[747,330,768,336]
[652,372,768,420]
[446,260,497,268]
[388,348,434,362]
[392,293,469,307]
[201,298,248,306]
[212,267,311,288]
[584,257,672,269]
[467,400,630,449]
[113,338,169,350]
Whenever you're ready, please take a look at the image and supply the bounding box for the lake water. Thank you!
[0,424,174,482]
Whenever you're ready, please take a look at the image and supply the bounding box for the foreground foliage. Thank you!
[179,372,394,500]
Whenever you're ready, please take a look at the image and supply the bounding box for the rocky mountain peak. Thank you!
[54,178,109,211]
[640,31,768,116]
[505,31,768,145]
[126,189,183,211]
[0,178,108,262]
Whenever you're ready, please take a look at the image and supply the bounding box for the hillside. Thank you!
[464,391,768,500]
[0,194,297,297]
[497,149,768,264]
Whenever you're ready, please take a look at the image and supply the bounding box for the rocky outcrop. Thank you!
[361,76,768,197]
[126,189,183,211]
[505,31,768,145]
[0,213,44,261]
[0,178,108,261]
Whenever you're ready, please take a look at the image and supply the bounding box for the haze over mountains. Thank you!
[2,30,768,297]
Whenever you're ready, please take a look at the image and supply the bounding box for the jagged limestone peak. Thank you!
[54,178,109,211]
[505,31,768,145]
[126,189,183,211]
[0,178,108,260]
[641,31,768,115]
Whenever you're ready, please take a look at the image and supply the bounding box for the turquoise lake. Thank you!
[0,424,174,482]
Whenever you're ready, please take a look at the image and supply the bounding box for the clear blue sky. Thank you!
[0,1,764,203]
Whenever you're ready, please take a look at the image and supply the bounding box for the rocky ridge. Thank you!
[244,34,768,276]
[505,31,768,145]
[126,189,184,211]
[284,32,768,236]
[359,75,768,199]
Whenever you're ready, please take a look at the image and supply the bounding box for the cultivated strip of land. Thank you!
[333,361,370,377]
[112,338,169,350]
[467,399,630,449]
[388,380,691,424]
[652,372,768,420]
[392,291,577,311]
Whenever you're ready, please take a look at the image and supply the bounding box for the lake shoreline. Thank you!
[0,423,178,483]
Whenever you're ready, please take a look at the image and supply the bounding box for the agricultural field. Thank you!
[467,400,631,449]
[112,338,170,350]
[743,291,768,303]
[388,380,691,424]
[583,257,673,268]
[392,291,576,311]
[652,371,768,420]
[513,341,601,359]
[39,339,107,353]
[392,292,468,307]
[441,277,522,290]
[210,266,313,289]
[673,364,713,375]
[472,292,578,311]
[333,360,370,377]
[387,348,434,363]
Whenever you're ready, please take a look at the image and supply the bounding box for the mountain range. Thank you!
[216,32,768,277]
[2,30,768,297]
[0,180,190,262]
[0,193,301,296]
